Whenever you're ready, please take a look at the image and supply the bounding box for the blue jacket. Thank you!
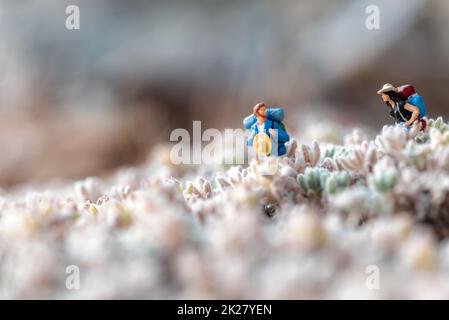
[407,94,426,118]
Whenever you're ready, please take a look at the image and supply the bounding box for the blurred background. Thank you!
[0,0,448,187]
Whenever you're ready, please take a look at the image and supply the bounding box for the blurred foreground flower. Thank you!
[1,119,449,298]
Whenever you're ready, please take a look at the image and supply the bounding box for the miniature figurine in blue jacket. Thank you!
[244,103,289,156]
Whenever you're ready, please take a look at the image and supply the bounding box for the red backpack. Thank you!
[397,84,416,99]
[397,84,427,130]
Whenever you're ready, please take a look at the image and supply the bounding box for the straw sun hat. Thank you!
[377,83,398,95]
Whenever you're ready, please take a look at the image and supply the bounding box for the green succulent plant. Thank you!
[369,168,397,193]
[426,116,449,133]
[325,171,351,195]
[297,167,330,195]
[323,145,348,159]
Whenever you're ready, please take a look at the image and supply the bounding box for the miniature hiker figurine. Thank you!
[244,103,289,157]
[377,83,427,130]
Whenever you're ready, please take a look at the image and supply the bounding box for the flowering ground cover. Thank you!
[1,117,449,299]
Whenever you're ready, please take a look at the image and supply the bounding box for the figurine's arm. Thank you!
[243,114,257,130]
[403,103,420,127]
[269,123,289,143]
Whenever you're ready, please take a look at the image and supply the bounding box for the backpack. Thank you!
[277,121,286,132]
[397,84,426,118]
[397,84,416,99]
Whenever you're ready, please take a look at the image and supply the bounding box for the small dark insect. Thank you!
[263,204,277,217]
